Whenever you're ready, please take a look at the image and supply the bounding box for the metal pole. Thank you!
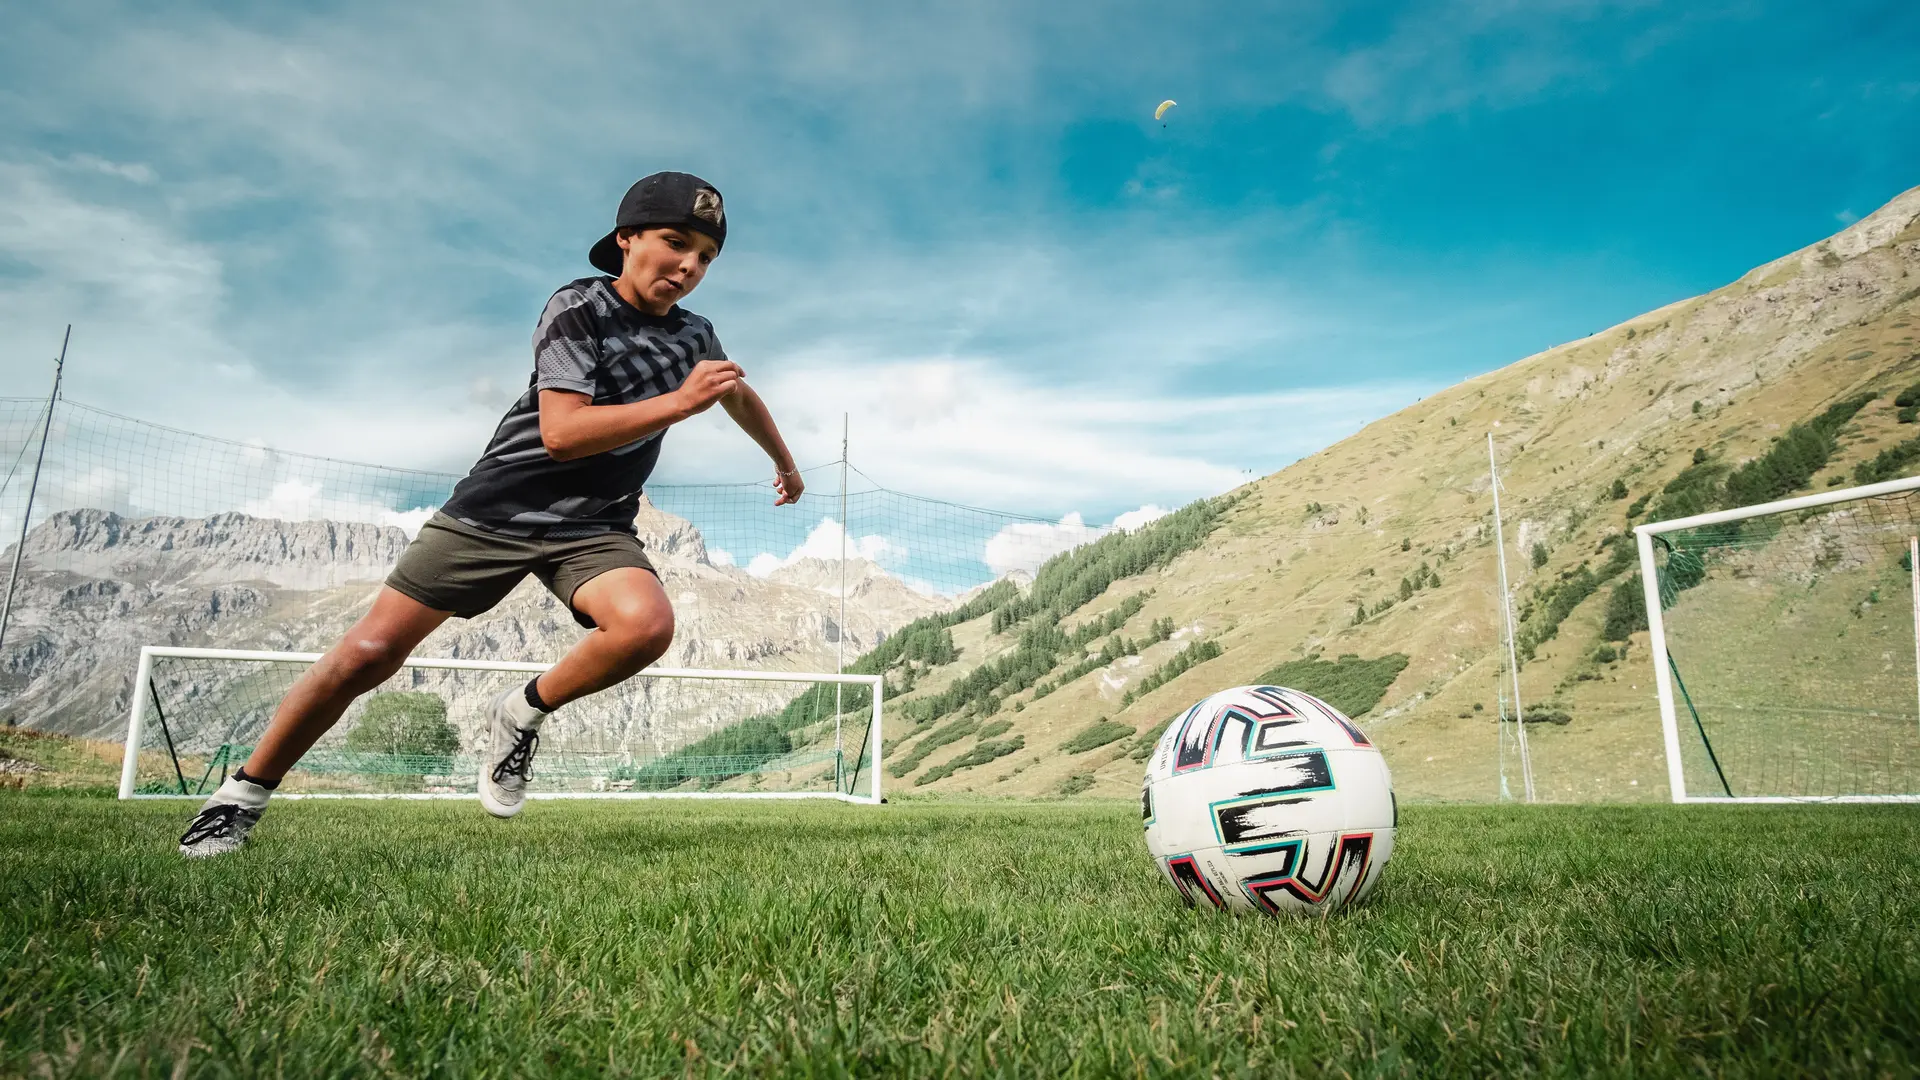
[119,646,154,799]
[1487,432,1535,802]
[835,415,848,776]
[1638,529,1688,803]
[0,325,69,660]
[869,679,884,805]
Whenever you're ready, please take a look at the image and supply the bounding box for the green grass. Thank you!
[4,798,1920,1077]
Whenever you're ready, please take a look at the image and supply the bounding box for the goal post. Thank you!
[119,647,884,804]
[1636,475,1920,804]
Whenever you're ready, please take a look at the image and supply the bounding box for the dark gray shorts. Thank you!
[385,512,656,629]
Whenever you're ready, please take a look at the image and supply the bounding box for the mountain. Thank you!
[0,498,948,750]
[862,184,1920,802]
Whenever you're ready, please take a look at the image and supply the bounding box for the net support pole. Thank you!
[834,414,848,787]
[118,645,154,799]
[1636,529,1687,803]
[0,325,68,660]
[868,676,885,805]
[1487,432,1535,802]
[1910,535,1918,738]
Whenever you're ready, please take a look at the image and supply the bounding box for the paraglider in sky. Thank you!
[1154,99,1177,127]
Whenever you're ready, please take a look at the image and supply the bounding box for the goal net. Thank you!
[118,648,883,803]
[1636,477,1920,803]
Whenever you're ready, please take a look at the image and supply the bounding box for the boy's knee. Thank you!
[599,606,674,660]
[333,636,408,689]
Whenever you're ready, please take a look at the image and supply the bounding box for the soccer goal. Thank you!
[1636,475,1920,803]
[118,647,883,803]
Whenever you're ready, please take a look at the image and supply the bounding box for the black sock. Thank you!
[233,767,280,791]
[524,677,553,713]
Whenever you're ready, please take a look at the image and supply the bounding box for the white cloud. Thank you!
[980,502,1168,578]
[666,352,1424,515]
[68,154,155,183]
[1113,505,1170,532]
[744,517,902,578]
[241,479,435,537]
[1317,0,1637,128]
[984,512,1104,578]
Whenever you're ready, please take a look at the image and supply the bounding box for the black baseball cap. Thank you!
[588,172,727,275]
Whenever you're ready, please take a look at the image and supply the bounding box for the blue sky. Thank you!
[1,0,1916,524]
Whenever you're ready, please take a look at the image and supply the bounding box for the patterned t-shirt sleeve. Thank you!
[531,286,601,397]
[702,317,726,363]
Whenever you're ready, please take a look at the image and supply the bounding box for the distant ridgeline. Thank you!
[1518,390,1888,677]
[634,493,1246,789]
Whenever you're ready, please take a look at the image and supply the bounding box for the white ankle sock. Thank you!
[212,775,272,810]
[501,689,547,729]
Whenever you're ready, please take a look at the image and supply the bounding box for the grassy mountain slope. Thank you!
[806,186,1920,802]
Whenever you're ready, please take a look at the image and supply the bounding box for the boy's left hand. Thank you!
[775,467,804,506]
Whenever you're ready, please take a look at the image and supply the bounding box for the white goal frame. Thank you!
[119,646,885,804]
[1636,474,1920,804]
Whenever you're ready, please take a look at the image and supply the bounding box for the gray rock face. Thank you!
[25,509,412,590]
[0,498,950,752]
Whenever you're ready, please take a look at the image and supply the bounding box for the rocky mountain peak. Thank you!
[633,496,711,566]
[22,509,413,590]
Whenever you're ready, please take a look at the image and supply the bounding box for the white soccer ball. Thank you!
[1142,684,1396,916]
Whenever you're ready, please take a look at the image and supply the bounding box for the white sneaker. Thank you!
[479,687,543,818]
[178,776,271,857]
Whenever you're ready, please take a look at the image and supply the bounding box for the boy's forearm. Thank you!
[540,392,692,461]
[721,384,796,471]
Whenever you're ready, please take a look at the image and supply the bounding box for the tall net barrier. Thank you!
[124,649,881,801]
[0,397,1113,768]
[1640,480,1920,802]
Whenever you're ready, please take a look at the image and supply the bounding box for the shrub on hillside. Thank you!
[889,717,981,777]
[1122,640,1223,706]
[615,717,791,790]
[1600,579,1648,642]
[1056,773,1095,797]
[1062,719,1135,754]
[916,736,1024,786]
[1257,653,1410,718]
[1854,435,1920,485]
[1723,392,1876,507]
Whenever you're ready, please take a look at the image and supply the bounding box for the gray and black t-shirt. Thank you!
[440,277,724,538]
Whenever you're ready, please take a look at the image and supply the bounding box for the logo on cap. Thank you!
[692,188,725,228]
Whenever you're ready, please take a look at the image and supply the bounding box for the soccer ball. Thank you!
[1142,685,1395,916]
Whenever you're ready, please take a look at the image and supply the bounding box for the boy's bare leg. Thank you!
[242,587,453,780]
[472,568,672,820]
[534,568,676,708]
[179,587,451,856]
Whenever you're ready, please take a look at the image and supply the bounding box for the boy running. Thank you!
[179,172,803,856]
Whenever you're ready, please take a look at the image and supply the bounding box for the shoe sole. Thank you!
[478,784,524,819]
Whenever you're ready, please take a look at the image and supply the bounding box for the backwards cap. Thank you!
[588,172,726,275]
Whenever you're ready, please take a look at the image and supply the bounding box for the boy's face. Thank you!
[616,227,718,314]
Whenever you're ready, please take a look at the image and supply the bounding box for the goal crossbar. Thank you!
[1635,474,1920,804]
[119,646,885,804]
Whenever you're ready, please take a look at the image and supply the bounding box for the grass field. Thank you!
[4,797,1919,1077]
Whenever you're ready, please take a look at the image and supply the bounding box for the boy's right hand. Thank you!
[676,360,744,415]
